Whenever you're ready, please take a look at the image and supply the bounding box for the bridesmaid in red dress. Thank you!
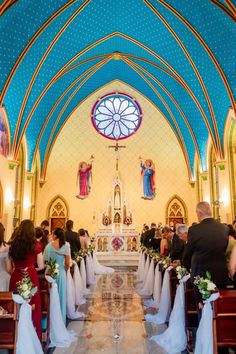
[9,220,44,340]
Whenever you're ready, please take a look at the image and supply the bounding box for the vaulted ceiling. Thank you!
[0,0,235,177]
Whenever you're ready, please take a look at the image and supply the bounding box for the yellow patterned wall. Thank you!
[36,81,197,233]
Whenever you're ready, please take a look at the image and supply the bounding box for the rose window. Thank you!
[91,93,142,140]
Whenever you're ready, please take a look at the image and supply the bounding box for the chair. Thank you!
[184,279,198,352]
[213,289,236,353]
[38,274,50,352]
[0,291,18,354]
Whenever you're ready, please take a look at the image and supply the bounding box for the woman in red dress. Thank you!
[9,220,44,339]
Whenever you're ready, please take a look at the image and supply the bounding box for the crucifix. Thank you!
[108,138,126,171]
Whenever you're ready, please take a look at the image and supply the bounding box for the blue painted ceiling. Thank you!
[0,0,235,178]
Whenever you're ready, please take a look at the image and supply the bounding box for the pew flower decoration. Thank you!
[194,271,217,300]
[160,256,171,269]
[17,275,37,300]
[176,265,188,280]
[88,243,95,254]
[73,248,87,262]
[45,259,60,279]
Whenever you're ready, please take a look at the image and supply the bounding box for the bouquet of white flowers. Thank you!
[45,259,60,279]
[176,265,188,280]
[194,271,217,300]
[160,256,171,269]
[16,275,37,301]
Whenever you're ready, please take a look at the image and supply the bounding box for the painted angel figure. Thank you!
[139,157,156,199]
[76,155,94,199]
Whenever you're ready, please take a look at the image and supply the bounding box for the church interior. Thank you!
[0,0,236,353]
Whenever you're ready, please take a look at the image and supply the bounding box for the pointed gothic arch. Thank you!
[166,195,188,225]
[47,195,69,231]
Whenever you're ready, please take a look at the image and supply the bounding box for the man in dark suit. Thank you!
[165,226,185,261]
[182,202,229,300]
[143,222,156,248]
[65,219,81,258]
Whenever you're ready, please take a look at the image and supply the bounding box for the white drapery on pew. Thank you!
[45,275,77,347]
[12,294,44,354]
[194,292,220,354]
[144,261,162,308]
[150,274,190,353]
[66,270,86,320]
[92,253,114,275]
[86,254,96,285]
[80,258,90,295]
[138,258,155,296]
[136,252,145,282]
[145,266,173,324]
[72,261,86,305]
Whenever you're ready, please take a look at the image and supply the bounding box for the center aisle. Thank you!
[53,270,169,354]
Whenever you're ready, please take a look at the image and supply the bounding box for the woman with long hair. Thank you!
[43,228,71,323]
[9,219,44,339]
[0,223,12,291]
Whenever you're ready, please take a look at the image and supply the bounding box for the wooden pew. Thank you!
[0,291,18,354]
[184,279,198,352]
[213,289,236,353]
[38,274,50,352]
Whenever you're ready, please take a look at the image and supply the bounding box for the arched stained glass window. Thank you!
[91,93,142,140]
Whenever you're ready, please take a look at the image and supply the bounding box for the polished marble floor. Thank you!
[53,270,175,354]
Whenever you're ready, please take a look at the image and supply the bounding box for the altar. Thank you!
[95,173,140,255]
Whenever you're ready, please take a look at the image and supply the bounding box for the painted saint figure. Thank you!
[139,157,156,199]
[76,155,94,199]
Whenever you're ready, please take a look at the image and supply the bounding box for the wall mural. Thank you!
[139,157,156,200]
[76,155,94,199]
[0,107,9,158]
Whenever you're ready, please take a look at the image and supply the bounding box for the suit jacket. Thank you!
[182,218,228,286]
[170,234,185,261]
[143,228,156,248]
[65,230,81,257]
[150,237,161,252]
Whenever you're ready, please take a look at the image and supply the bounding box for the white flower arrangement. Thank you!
[16,275,37,301]
[194,271,217,300]
[45,259,60,279]
[160,256,171,269]
[176,265,188,280]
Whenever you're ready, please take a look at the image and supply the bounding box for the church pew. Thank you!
[0,291,18,354]
[38,274,50,352]
[184,279,198,352]
[213,290,236,353]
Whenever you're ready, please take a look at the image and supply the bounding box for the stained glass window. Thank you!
[91,93,142,140]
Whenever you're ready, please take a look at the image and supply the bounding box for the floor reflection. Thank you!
[54,271,170,354]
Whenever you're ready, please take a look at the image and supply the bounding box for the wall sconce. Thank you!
[5,188,15,204]
[23,196,31,209]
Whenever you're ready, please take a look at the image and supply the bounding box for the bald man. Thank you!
[182,201,228,292]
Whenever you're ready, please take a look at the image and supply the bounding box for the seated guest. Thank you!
[43,228,70,324]
[78,228,89,249]
[140,224,149,244]
[35,227,48,252]
[143,222,156,248]
[182,202,229,315]
[65,220,81,258]
[40,219,49,238]
[9,220,44,339]
[0,223,12,291]
[229,243,236,288]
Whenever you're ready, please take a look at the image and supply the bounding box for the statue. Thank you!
[76,155,94,199]
[139,157,156,199]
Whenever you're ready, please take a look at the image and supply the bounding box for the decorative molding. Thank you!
[200,173,208,181]
[215,161,226,170]
[26,172,34,181]
[39,180,46,188]
[8,159,18,170]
